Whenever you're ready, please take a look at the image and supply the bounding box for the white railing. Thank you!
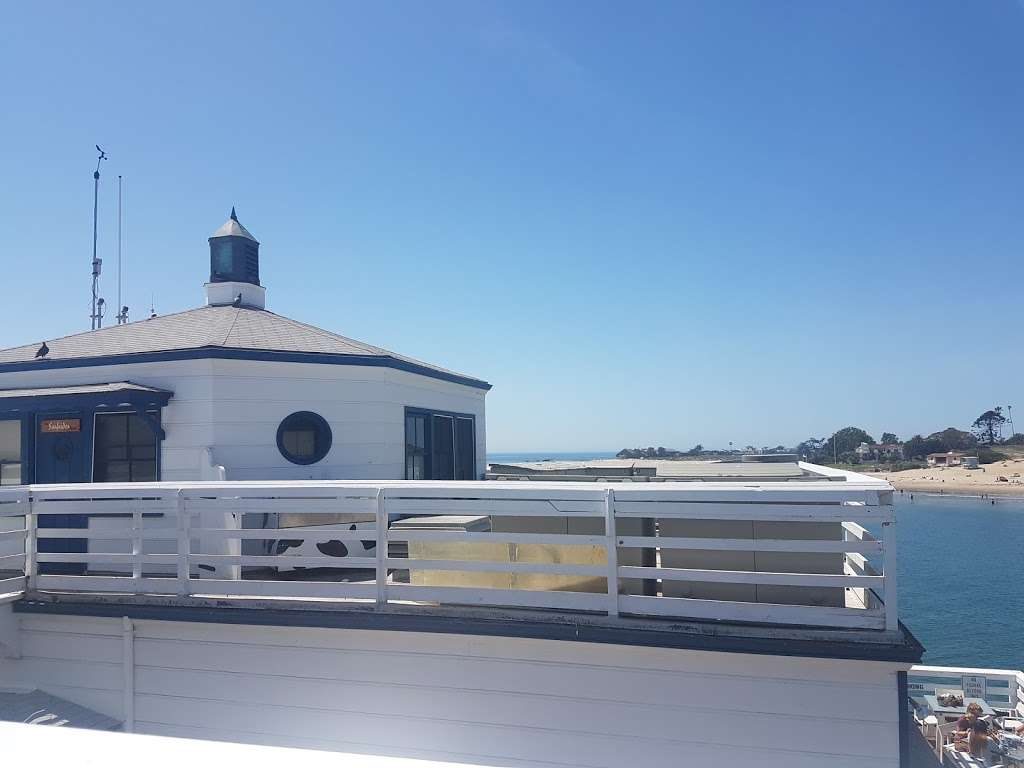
[909,665,1024,717]
[0,479,898,630]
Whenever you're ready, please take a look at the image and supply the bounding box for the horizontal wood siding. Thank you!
[0,612,904,767]
[0,356,486,482]
[209,359,486,481]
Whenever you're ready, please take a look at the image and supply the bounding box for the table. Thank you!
[924,695,996,722]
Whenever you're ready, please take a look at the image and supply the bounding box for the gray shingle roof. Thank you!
[0,382,171,400]
[0,306,489,388]
[0,689,121,730]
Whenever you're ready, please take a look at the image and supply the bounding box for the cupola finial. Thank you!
[230,206,238,221]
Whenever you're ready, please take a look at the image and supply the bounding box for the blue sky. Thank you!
[1,1,1022,451]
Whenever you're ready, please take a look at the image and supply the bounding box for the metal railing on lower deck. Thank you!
[0,479,898,631]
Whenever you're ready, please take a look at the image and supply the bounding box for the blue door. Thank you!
[35,414,88,575]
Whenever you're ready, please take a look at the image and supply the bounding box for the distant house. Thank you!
[855,442,903,461]
[927,451,965,467]
[875,442,904,459]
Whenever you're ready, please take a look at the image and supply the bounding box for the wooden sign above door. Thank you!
[41,418,81,434]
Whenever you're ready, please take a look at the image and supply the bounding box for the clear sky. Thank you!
[1,1,1022,451]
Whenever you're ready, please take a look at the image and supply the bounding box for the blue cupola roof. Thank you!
[209,208,260,285]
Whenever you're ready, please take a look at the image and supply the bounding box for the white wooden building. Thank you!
[0,210,927,767]
[0,210,489,488]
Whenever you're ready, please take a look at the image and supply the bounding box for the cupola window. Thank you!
[213,241,234,278]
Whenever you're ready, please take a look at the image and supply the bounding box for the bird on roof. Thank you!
[232,293,243,308]
[35,342,49,358]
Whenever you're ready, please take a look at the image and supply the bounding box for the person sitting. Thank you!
[953,703,994,757]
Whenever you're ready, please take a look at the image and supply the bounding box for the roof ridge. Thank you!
[221,305,244,346]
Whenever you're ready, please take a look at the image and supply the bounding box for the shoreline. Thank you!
[866,457,1024,500]
[888,486,1024,502]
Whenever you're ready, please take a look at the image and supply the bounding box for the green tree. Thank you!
[929,427,976,452]
[822,427,875,463]
[881,432,898,444]
[903,435,928,459]
[796,437,826,462]
[972,408,1007,445]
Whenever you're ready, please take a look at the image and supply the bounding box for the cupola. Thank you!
[205,207,266,309]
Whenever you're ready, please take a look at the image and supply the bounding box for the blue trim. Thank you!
[0,389,172,412]
[898,670,910,767]
[276,411,332,465]
[404,407,477,480]
[0,348,492,391]
[0,390,171,485]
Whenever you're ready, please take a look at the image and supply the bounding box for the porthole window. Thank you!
[276,411,332,465]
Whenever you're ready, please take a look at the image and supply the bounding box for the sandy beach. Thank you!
[868,457,1024,498]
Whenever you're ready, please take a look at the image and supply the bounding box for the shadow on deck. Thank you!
[907,720,942,768]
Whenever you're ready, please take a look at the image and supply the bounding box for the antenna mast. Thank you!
[90,145,108,330]
[115,175,129,324]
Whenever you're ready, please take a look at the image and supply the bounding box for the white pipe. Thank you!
[122,616,134,732]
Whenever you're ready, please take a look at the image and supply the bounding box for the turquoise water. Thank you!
[894,494,1024,670]
[488,454,1023,669]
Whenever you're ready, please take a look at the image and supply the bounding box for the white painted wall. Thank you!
[0,360,216,483]
[0,356,487,482]
[206,359,487,481]
[0,608,907,767]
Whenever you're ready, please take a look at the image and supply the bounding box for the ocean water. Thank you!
[487,451,619,464]
[488,453,1023,669]
[894,494,1024,670]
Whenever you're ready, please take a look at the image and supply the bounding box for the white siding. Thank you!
[0,360,216,482]
[0,356,487,482]
[206,359,486,481]
[0,609,905,767]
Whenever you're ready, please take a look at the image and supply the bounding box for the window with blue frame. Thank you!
[276,411,332,465]
[0,420,22,486]
[93,412,159,482]
[405,409,475,480]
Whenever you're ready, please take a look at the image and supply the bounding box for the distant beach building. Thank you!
[927,451,965,467]
[962,455,980,469]
[855,441,903,461]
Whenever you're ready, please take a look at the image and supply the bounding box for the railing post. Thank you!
[604,488,618,617]
[375,488,387,607]
[131,507,143,592]
[881,518,898,632]
[176,491,189,597]
[24,495,36,593]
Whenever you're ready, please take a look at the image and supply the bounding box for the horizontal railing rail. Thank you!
[0,479,898,630]
[909,665,1024,716]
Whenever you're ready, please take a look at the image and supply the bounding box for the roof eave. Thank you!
[0,347,492,391]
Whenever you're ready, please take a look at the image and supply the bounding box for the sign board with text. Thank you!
[40,419,81,434]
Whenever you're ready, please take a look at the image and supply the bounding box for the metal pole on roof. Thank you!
[90,145,107,330]
[117,175,122,323]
